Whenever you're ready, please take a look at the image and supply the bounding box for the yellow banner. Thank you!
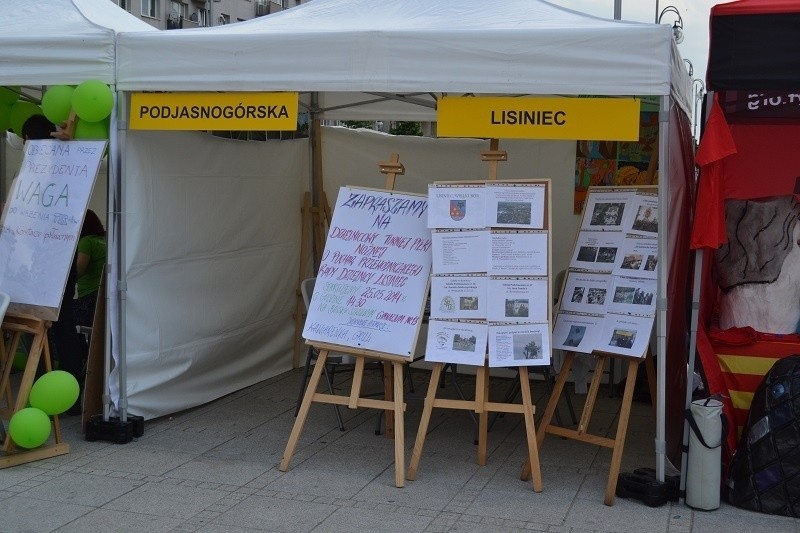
[130,92,298,131]
[437,96,640,141]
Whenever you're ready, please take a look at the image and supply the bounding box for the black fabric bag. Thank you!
[728,355,800,516]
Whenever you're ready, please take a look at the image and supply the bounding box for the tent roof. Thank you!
[117,0,690,115]
[0,0,155,86]
[707,0,800,90]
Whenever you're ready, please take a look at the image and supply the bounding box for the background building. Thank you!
[113,0,304,30]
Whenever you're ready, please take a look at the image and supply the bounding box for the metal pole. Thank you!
[655,95,670,481]
[614,0,621,19]
[655,0,660,23]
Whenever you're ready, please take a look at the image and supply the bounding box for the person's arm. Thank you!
[76,252,90,277]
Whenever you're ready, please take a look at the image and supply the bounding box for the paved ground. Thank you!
[2,364,799,532]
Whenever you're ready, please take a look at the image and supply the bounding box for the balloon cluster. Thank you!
[8,370,80,449]
[0,79,113,139]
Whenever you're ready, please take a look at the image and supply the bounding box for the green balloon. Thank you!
[29,370,80,416]
[72,80,113,123]
[74,118,109,140]
[0,103,12,131]
[8,407,51,449]
[41,85,75,125]
[0,86,19,106]
[9,101,42,135]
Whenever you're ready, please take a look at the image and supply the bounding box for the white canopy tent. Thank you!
[0,0,154,86]
[0,0,155,429]
[114,0,694,479]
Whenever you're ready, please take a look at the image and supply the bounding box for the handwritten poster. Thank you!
[0,140,105,317]
[303,187,432,357]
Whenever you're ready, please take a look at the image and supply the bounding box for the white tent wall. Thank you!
[113,131,306,419]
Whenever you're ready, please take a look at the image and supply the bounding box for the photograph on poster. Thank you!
[560,271,611,314]
[425,319,488,365]
[627,194,659,237]
[581,190,636,231]
[569,231,624,272]
[489,231,548,276]
[486,277,548,323]
[430,274,488,320]
[552,312,605,352]
[598,313,654,358]
[608,276,657,315]
[432,229,490,274]
[484,183,546,229]
[488,323,551,367]
[428,183,487,229]
[613,237,658,279]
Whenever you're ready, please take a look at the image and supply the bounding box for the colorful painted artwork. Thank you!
[574,109,659,213]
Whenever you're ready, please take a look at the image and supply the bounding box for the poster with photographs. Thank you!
[486,277,548,323]
[431,229,489,274]
[580,190,636,231]
[560,271,612,314]
[488,323,551,367]
[607,276,657,316]
[626,194,658,237]
[427,183,487,229]
[489,231,548,276]
[569,231,624,272]
[484,182,546,229]
[598,313,654,358]
[425,319,488,366]
[552,313,605,352]
[613,237,658,279]
[430,274,487,320]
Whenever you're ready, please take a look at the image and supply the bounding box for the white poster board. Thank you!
[0,140,105,319]
[303,186,432,357]
[425,179,552,368]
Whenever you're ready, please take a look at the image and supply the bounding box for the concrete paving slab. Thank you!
[54,508,183,532]
[0,494,93,532]
[209,494,338,532]
[166,455,271,486]
[16,471,144,507]
[311,505,434,533]
[102,481,227,519]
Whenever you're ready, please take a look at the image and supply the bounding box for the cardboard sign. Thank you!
[0,140,105,319]
[303,186,432,357]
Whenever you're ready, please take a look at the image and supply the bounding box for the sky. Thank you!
[548,0,719,95]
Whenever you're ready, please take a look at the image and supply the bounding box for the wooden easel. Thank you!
[407,139,543,491]
[292,190,333,368]
[281,153,413,487]
[520,349,656,505]
[0,312,70,468]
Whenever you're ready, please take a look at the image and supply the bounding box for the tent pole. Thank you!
[655,96,670,482]
[103,92,118,423]
[680,248,704,498]
[113,90,129,424]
